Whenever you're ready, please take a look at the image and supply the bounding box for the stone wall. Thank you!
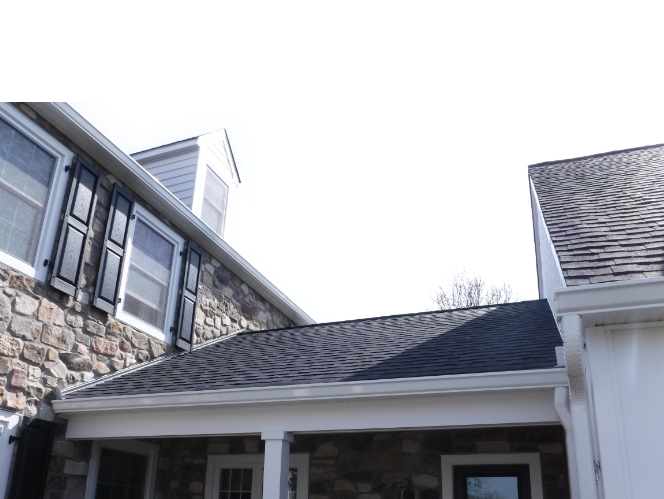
[0,103,295,421]
[54,426,567,499]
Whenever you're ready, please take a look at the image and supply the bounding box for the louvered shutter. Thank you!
[7,419,57,499]
[50,156,101,296]
[93,185,134,314]
[175,241,203,351]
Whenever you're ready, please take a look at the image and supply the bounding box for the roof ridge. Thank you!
[237,299,548,336]
[528,142,664,170]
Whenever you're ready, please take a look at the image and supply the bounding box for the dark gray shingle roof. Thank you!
[530,144,664,286]
[63,299,561,400]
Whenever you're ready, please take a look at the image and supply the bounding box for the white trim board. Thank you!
[440,453,544,499]
[54,368,568,414]
[62,389,562,440]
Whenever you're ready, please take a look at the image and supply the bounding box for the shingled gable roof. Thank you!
[530,143,664,286]
[61,299,561,400]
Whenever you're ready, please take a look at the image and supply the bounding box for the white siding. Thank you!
[530,180,565,312]
[139,150,199,208]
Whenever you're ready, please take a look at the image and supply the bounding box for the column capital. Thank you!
[261,430,294,442]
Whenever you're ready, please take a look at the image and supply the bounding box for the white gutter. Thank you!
[24,102,314,327]
[52,368,568,415]
[555,386,580,499]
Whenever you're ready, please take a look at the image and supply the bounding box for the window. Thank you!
[200,167,229,237]
[440,454,543,499]
[116,203,184,341]
[85,440,159,499]
[0,103,73,281]
[204,454,309,499]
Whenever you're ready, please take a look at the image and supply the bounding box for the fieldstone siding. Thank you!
[0,104,295,419]
[126,426,568,499]
[195,255,293,343]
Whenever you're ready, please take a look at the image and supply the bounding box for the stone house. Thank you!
[0,102,660,499]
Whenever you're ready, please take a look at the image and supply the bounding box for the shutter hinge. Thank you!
[131,214,136,220]
[117,298,122,304]
[8,435,19,444]
[64,165,71,172]
[594,460,601,483]
[43,259,50,267]
[180,250,183,256]
[170,326,175,333]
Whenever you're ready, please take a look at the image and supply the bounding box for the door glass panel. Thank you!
[95,448,148,499]
[467,476,519,499]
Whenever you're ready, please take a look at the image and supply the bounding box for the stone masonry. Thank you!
[0,104,294,419]
[43,426,568,499]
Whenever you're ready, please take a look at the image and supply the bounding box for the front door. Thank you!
[453,464,532,499]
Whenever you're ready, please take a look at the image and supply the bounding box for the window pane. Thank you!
[95,448,148,499]
[467,476,519,499]
[0,118,55,263]
[219,468,253,497]
[124,219,174,329]
[288,468,297,499]
[201,167,228,236]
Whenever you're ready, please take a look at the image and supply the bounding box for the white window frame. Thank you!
[115,203,184,342]
[199,165,229,237]
[85,439,159,499]
[440,453,544,499]
[0,103,73,282]
[204,453,309,499]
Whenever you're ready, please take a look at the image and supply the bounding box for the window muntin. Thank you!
[219,468,254,499]
[0,104,72,281]
[200,167,228,236]
[116,204,184,341]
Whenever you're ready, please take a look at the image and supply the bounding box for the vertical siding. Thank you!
[139,150,199,208]
[531,182,566,313]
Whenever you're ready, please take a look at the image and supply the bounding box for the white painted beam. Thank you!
[262,431,293,499]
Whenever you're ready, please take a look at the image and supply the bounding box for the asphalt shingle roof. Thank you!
[63,299,561,400]
[530,144,664,286]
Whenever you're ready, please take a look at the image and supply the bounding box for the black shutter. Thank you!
[175,241,203,351]
[50,156,101,296]
[7,419,57,499]
[93,185,134,314]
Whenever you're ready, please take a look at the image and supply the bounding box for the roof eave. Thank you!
[27,102,314,326]
[52,368,568,415]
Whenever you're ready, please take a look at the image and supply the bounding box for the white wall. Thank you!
[140,149,200,208]
[586,322,664,499]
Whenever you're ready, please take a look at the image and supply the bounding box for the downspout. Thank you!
[555,386,580,499]
[561,314,598,499]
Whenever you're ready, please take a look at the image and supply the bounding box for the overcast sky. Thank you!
[9,2,664,322]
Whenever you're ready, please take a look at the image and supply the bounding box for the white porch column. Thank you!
[261,430,294,499]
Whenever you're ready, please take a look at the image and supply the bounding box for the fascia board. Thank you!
[27,102,314,326]
[555,276,664,320]
[131,140,199,164]
[52,368,568,415]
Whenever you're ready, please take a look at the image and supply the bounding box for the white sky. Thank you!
[8,2,664,322]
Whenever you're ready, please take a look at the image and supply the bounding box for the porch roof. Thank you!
[61,299,561,401]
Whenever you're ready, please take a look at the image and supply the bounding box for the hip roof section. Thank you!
[530,144,664,286]
[62,299,561,400]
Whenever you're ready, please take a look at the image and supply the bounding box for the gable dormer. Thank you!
[131,129,240,238]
